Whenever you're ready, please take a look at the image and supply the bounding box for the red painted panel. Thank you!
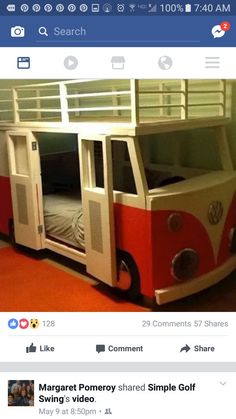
[151,211,215,290]
[0,176,13,235]
[114,203,216,298]
[114,203,154,297]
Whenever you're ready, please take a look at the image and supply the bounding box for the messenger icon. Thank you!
[211,24,225,38]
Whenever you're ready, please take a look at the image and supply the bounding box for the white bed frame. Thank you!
[0,79,234,303]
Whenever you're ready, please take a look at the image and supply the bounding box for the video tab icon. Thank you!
[64,56,78,70]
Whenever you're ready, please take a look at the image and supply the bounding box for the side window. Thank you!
[112,141,137,195]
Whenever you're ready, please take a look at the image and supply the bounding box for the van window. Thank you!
[112,141,137,194]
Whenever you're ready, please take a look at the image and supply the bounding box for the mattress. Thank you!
[43,192,85,249]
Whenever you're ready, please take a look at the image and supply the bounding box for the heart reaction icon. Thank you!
[19,318,29,329]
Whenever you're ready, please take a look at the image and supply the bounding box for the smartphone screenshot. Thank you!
[0,1,235,418]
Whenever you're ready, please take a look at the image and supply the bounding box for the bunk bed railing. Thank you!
[0,79,228,126]
[136,79,227,121]
[0,89,14,123]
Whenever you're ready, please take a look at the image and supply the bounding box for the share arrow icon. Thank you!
[180,344,191,353]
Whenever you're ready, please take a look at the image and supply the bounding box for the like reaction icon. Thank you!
[19,318,29,329]
[8,318,18,329]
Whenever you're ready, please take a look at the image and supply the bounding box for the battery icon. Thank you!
[185,4,191,12]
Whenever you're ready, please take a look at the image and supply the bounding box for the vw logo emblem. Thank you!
[208,201,223,225]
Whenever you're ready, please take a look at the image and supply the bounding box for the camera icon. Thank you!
[11,26,25,37]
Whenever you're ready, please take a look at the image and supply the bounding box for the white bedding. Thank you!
[43,192,85,249]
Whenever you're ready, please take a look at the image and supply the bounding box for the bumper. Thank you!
[155,255,236,305]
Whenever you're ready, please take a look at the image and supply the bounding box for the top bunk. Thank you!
[0,79,231,134]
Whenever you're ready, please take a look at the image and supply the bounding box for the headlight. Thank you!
[167,213,183,232]
[172,248,199,281]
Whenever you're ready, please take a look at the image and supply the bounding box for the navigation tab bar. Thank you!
[0,47,235,78]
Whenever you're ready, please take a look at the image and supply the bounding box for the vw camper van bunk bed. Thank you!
[0,78,235,305]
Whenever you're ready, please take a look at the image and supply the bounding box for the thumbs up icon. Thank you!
[26,343,37,353]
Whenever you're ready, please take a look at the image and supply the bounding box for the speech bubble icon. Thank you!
[212,25,225,38]
[96,344,105,354]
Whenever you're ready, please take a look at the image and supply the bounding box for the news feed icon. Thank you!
[11,26,25,37]
[17,57,30,69]
[8,380,34,406]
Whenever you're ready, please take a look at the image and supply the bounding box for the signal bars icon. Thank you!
[148,4,157,13]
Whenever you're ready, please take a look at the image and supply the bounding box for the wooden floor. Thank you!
[1,237,236,311]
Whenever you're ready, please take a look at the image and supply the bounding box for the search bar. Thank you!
[1,16,234,47]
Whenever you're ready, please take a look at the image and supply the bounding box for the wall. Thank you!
[37,133,77,154]
[227,82,236,167]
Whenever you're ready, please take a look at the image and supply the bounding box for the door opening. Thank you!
[38,133,85,251]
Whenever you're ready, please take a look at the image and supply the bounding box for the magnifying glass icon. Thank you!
[38,26,48,36]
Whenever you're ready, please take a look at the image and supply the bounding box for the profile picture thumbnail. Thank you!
[8,380,34,406]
